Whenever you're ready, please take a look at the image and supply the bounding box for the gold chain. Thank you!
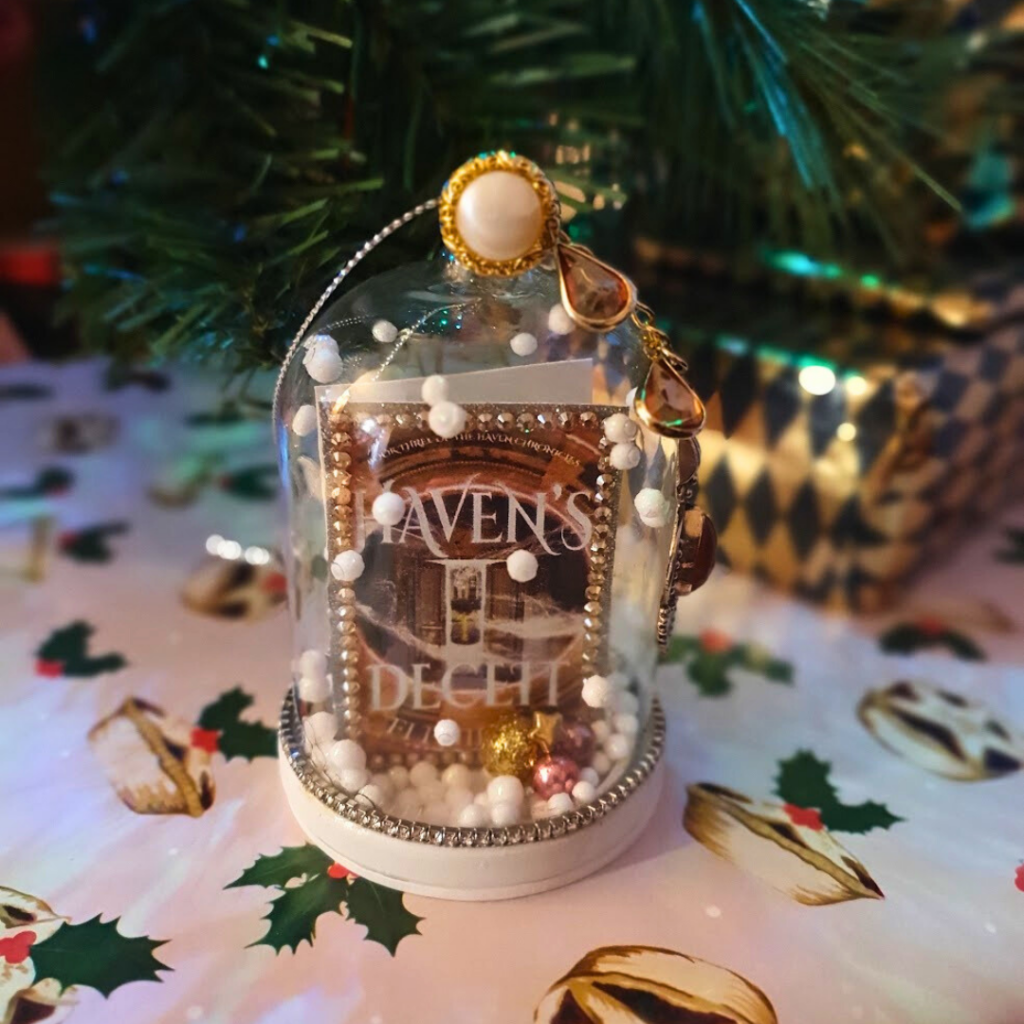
[632,303,676,363]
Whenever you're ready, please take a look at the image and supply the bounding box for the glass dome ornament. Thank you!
[274,152,715,900]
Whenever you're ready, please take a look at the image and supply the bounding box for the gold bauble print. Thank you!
[480,711,538,780]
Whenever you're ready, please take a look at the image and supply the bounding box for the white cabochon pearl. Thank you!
[433,718,461,747]
[614,713,640,736]
[571,780,597,805]
[331,549,364,582]
[610,442,641,470]
[487,775,525,807]
[510,332,538,357]
[455,171,544,262]
[303,337,342,383]
[338,768,370,792]
[298,649,327,681]
[582,674,613,708]
[372,319,398,344]
[445,787,474,812]
[605,733,632,761]
[328,738,367,771]
[591,720,611,743]
[580,767,600,787]
[428,400,467,439]
[603,412,638,443]
[371,490,406,527]
[457,803,488,828]
[291,404,318,437]
[420,374,449,406]
[303,711,336,745]
[490,801,521,827]
[591,751,612,775]
[634,487,671,528]
[388,765,410,790]
[548,303,574,335]
[547,792,575,815]
[357,783,385,807]
[297,674,330,704]
[506,549,538,583]
[409,761,440,788]
[441,763,472,789]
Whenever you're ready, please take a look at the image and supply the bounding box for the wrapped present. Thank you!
[636,261,1024,610]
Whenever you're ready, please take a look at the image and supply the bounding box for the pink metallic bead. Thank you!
[532,754,581,800]
[553,720,596,764]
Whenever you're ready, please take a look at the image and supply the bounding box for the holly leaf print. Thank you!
[665,633,793,697]
[996,528,1024,564]
[35,621,126,678]
[346,878,422,956]
[228,845,334,891]
[0,382,51,401]
[228,844,421,955]
[0,466,73,500]
[775,750,902,834]
[58,522,129,563]
[29,917,169,997]
[256,872,344,953]
[218,464,278,501]
[879,620,986,661]
[197,686,277,761]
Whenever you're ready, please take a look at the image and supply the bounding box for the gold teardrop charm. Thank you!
[557,242,636,331]
[634,351,706,439]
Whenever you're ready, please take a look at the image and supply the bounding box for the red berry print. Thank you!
[1015,865,1024,893]
[58,531,77,548]
[327,862,355,880]
[0,930,36,965]
[35,659,64,678]
[190,727,221,754]
[698,629,733,654]
[915,616,947,639]
[261,572,287,595]
[784,804,824,831]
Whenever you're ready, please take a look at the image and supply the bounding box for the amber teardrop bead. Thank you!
[634,355,706,438]
[557,244,635,329]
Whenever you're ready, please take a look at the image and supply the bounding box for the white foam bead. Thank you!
[572,780,598,806]
[297,674,330,704]
[603,413,638,444]
[420,374,449,406]
[445,787,474,812]
[591,751,612,775]
[580,767,600,787]
[433,718,462,747]
[457,803,489,828]
[338,767,370,792]
[548,792,575,815]
[428,400,467,439]
[303,711,336,745]
[299,649,327,681]
[387,765,411,791]
[441,763,472,790]
[369,773,395,801]
[610,442,641,470]
[291,404,318,437]
[506,549,538,583]
[591,720,612,743]
[510,332,538,357]
[331,549,365,582]
[328,738,367,771]
[409,761,440,788]
[634,488,670,528]
[357,783,385,807]
[490,801,521,827]
[423,802,450,825]
[605,733,632,761]
[548,303,574,335]
[473,791,490,807]
[582,674,613,708]
[487,775,525,807]
[372,491,406,527]
[614,713,640,736]
[616,690,640,714]
[372,319,399,344]
[395,790,423,819]
[303,340,343,384]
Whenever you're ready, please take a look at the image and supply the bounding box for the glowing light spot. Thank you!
[845,374,868,396]
[798,365,836,396]
[837,422,857,442]
[219,539,242,560]
[205,534,224,555]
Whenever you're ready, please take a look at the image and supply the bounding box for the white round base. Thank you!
[280,754,664,902]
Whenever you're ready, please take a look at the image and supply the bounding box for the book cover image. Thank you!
[321,403,622,760]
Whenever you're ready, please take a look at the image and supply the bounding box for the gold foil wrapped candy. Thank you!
[535,945,778,1024]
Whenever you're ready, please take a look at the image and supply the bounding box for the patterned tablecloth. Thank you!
[2,359,1023,1024]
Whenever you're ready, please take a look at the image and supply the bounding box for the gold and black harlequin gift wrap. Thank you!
[636,263,1024,611]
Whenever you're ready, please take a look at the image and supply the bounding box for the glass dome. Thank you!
[276,252,696,838]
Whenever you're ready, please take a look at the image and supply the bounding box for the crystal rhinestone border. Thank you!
[279,688,666,848]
